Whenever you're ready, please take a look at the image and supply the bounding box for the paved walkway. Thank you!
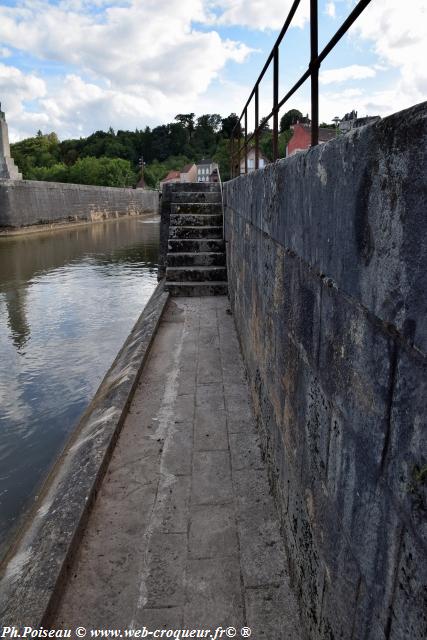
[53,297,301,639]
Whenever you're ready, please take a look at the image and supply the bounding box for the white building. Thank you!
[239,148,268,174]
[197,159,218,182]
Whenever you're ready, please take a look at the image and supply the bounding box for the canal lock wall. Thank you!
[223,102,427,640]
[0,179,159,230]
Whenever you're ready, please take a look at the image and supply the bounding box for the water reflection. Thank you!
[0,216,159,558]
[4,288,30,350]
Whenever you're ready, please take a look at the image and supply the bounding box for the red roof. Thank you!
[181,163,195,173]
[287,123,336,156]
[162,170,180,182]
[292,123,336,142]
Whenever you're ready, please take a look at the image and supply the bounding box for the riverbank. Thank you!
[0,211,158,237]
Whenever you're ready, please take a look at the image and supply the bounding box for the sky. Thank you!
[0,0,426,141]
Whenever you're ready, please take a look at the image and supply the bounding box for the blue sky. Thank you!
[0,0,425,141]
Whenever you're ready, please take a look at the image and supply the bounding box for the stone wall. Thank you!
[0,180,159,228]
[223,102,427,640]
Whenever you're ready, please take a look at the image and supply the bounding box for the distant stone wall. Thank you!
[223,102,427,640]
[0,180,159,228]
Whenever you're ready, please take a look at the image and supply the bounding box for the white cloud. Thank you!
[0,47,11,58]
[0,0,253,139]
[0,63,47,138]
[325,2,336,19]
[0,1,248,95]
[210,0,310,30]
[320,64,376,85]
[0,0,426,140]
[351,0,427,107]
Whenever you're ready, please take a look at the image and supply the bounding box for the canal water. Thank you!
[0,215,159,559]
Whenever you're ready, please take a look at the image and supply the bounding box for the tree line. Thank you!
[10,110,333,188]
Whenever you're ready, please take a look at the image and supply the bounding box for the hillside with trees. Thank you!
[10,110,328,188]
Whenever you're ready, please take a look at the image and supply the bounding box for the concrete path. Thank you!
[53,297,301,639]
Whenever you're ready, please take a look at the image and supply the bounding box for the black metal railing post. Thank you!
[255,85,259,170]
[228,0,372,178]
[244,109,248,174]
[310,0,319,146]
[273,49,279,160]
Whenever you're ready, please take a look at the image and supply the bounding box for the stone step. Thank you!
[164,282,228,297]
[167,252,226,267]
[170,213,223,227]
[166,266,227,282]
[170,203,222,215]
[169,226,223,239]
[168,239,225,253]
[171,191,222,204]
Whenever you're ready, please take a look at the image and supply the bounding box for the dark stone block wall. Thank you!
[223,102,427,640]
[0,180,159,228]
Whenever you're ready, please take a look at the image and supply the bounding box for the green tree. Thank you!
[11,132,61,177]
[259,116,272,133]
[213,138,231,181]
[221,113,241,138]
[28,163,69,182]
[174,114,195,141]
[66,157,136,187]
[279,109,303,132]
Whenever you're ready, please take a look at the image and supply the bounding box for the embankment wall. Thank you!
[0,180,158,228]
[223,102,427,640]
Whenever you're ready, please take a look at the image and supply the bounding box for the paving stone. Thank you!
[223,382,251,401]
[227,418,253,434]
[177,371,196,396]
[161,425,193,476]
[224,392,254,423]
[173,393,195,424]
[229,431,264,471]
[145,533,187,608]
[192,451,233,505]
[238,516,287,588]
[222,363,247,384]
[153,474,191,534]
[184,556,244,628]
[194,383,228,450]
[197,349,223,384]
[189,503,239,559]
[233,469,288,586]
[245,584,302,640]
[233,468,277,521]
[134,607,183,630]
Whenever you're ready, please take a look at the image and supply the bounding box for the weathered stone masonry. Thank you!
[223,102,427,640]
[0,180,158,229]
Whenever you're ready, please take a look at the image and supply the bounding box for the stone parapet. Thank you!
[223,101,427,640]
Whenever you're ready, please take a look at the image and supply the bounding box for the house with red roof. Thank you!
[159,163,197,189]
[159,170,181,189]
[286,123,337,157]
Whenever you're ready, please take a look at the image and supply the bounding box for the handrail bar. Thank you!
[236,0,302,123]
[230,0,373,177]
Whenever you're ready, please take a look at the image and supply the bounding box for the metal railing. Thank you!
[230,0,372,177]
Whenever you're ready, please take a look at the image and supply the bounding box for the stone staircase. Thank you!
[164,183,228,296]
